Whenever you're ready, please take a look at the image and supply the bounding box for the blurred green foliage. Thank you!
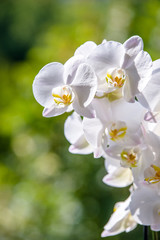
[0,0,160,239]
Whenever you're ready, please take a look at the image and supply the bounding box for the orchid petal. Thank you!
[69,135,93,155]
[33,62,64,107]
[102,197,137,237]
[91,98,112,123]
[64,55,84,85]
[111,98,145,132]
[122,36,143,69]
[64,112,93,154]
[42,104,69,117]
[124,51,152,101]
[151,224,160,231]
[123,74,137,102]
[71,63,97,107]
[74,41,97,57]
[88,41,125,79]
[93,147,104,158]
[103,167,133,188]
[64,112,83,144]
[73,101,96,118]
[138,59,160,112]
[83,117,104,148]
[135,51,152,92]
[130,186,160,226]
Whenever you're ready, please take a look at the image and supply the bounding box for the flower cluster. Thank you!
[33,36,160,237]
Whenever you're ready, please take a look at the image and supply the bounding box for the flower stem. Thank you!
[143,226,148,240]
[152,231,159,240]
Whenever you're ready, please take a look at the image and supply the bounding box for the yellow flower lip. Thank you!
[121,149,138,168]
[109,122,127,142]
[109,127,127,141]
[145,164,160,184]
[106,68,126,89]
[52,93,72,105]
[52,85,74,106]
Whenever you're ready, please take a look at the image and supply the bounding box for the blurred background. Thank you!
[0,0,160,239]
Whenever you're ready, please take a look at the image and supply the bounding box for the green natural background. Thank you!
[0,0,160,239]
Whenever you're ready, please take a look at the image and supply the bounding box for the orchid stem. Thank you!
[152,231,159,240]
[143,226,148,240]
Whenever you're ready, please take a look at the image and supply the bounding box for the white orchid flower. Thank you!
[33,60,97,118]
[131,129,160,187]
[87,36,152,102]
[82,98,145,159]
[64,112,93,154]
[106,123,160,173]
[131,146,155,186]
[130,184,160,229]
[103,157,133,188]
[104,143,145,170]
[101,196,137,237]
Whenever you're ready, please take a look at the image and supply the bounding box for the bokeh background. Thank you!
[1,0,160,239]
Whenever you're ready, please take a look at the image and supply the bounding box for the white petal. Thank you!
[135,51,152,92]
[130,186,160,226]
[123,75,137,102]
[42,104,69,117]
[132,147,155,186]
[64,112,83,144]
[71,63,97,107]
[122,36,143,69]
[102,39,107,44]
[124,63,141,101]
[88,41,125,79]
[64,113,93,154]
[74,41,97,57]
[103,167,133,188]
[64,55,85,85]
[93,146,104,158]
[102,215,137,237]
[124,51,152,101]
[69,135,93,155]
[111,98,145,132]
[104,199,130,229]
[104,144,123,159]
[144,130,160,158]
[101,228,123,237]
[104,157,121,170]
[102,197,135,237]
[151,224,160,231]
[91,98,112,123]
[73,101,96,118]
[83,118,104,147]
[138,59,160,112]
[33,62,64,107]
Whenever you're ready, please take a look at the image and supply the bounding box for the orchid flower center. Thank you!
[121,148,138,168]
[109,122,127,141]
[145,165,160,184]
[52,85,74,106]
[106,68,127,89]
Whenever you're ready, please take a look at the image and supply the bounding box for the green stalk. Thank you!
[144,226,149,240]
